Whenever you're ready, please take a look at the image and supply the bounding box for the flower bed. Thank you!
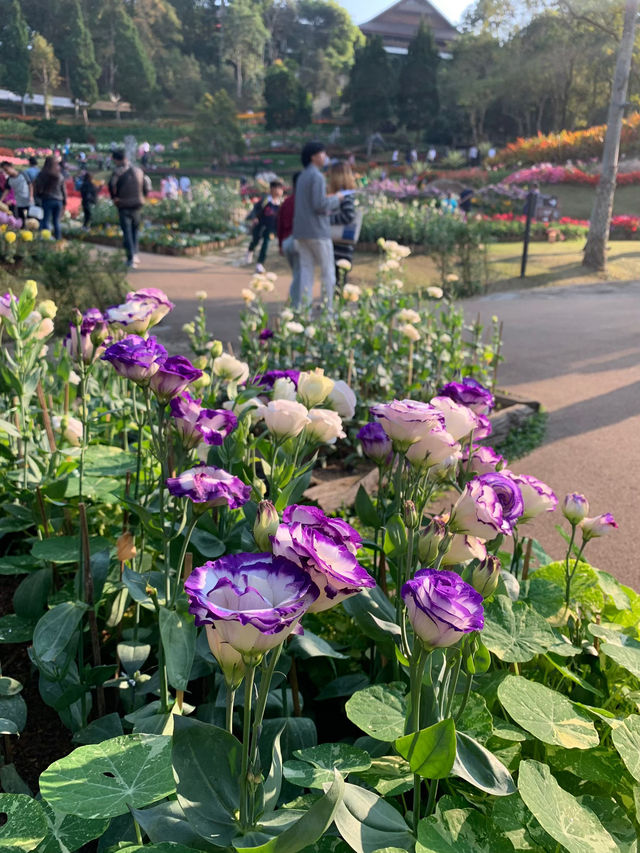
[0,275,635,853]
[62,221,245,256]
[504,162,640,187]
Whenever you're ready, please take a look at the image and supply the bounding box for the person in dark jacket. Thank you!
[328,161,357,289]
[79,170,97,229]
[245,180,284,272]
[108,150,151,268]
[34,156,67,240]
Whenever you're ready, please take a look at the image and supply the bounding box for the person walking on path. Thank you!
[34,156,66,239]
[245,180,284,273]
[328,161,357,290]
[0,161,33,226]
[277,173,301,304]
[108,149,151,269]
[79,170,97,230]
[25,156,40,183]
[292,141,342,312]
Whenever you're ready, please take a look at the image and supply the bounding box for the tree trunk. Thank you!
[43,70,50,119]
[583,0,639,270]
[236,57,243,101]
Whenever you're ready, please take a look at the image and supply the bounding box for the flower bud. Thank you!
[417,516,447,564]
[404,500,419,529]
[38,299,57,319]
[193,355,208,370]
[23,279,38,302]
[472,556,501,598]
[581,513,618,541]
[208,340,223,358]
[253,500,280,551]
[562,493,589,525]
[182,322,196,334]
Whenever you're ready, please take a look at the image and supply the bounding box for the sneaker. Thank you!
[244,250,253,265]
[255,263,266,273]
[132,254,140,268]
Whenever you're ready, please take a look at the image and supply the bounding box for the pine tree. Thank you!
[0,0,31,111]
[112,3,157,113]
[192,90,246,163]
[264,61,312,130]
[61,0,100,116]
[344,37,392,133]
[397,20,440,135]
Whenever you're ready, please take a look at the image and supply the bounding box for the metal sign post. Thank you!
[520,188,537,278]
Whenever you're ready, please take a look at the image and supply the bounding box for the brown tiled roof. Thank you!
[360,0,458,46]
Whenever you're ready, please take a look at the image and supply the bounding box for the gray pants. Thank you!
[296,237,336,312]
[282,235,301,306]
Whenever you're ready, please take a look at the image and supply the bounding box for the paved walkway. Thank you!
[128,249,640,587]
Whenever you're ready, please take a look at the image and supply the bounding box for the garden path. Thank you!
[128,249,640,587]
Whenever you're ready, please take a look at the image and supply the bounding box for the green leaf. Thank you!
[261,718,317,765]
[12,568,52,620]
[611,714,640,783]
[131,801,221,852]
[117,642,152,677]
[345,685,406,742]
[342,587,397,653]
[546,746,627,789]
[0,794,48,851]
[0,718,18,735]
[263,727,285,812]
[118,845,201,853]
[31,536,110,564]
[482,596,555,663]
[0,615,35,644]
[39,799,109,853]
[73,713,124,745]
[528,561,604,618]
[32,602,87,676]
[171,716,241,846]
[332,782,412,853]
[0,556,35,576]
[394,719,456,780]
[452,692,493,742]
[577,795,638,853]
[81,445,137,476]
[498,676,599,750]
[189,528,225,561]
[353,756,413,797]
[0,678,22,697]
[589,623,640,679]
[451,732,516,796]
[316,675,369,701]
[417,806,516,853]
[232,771,344,853]
[122,567,165,610]
[285,745,371,789]
[517,760,618,853]
[39,734,175,819]
[355,485,380,529]
[288,631,347,660]
[0,695,27,733]
[159,608,197,692]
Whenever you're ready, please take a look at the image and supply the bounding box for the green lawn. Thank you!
[540,184,640,218]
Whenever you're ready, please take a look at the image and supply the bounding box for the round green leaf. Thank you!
[528,562,604,618]
[611,714,640,783]
[0,678,22,698]
[482,596,555,663]
[590,623,640,679]
[578,795,638,853]
[345,685,407,742]
[517,760,617,853]
[294,744,372,775]
[39,799,109,853]
[0,794,48,852]
[497,676,599,749]
[0,718,19,736]
[394,719,456,780]
[39,734,175,819]
[417,805,515,853]
[332,782,413,853]
[0,695,27,734]
[118,846,199,853]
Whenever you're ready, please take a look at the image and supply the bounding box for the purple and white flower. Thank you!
[149,355,202,402]
[405,426,461,469]
[402,569,484,649]
[64,308,110,364]
[166,465,251,508]
[467,445,506,475]
[562,493,589,525]
[185,553,319,661]
[438,377,495,414]
[0,293,17,320]
[105,298,160,334]
[253,369,300,390]
[170,392,237,449]
[281,504,362,554]
[370,399,444,451]
[581,513,618,540]
[450,476,516,540]
[357,422,393,465]
[505,472,557,521]
[205,625,246,689]
[474,414,493,440]
[126,287,174,326]
[101,335,167,384]
[472,556,501,598]
[441,534,487,566]
[475,473,524,531]
[417,516,448,564]
[430,396,479,442]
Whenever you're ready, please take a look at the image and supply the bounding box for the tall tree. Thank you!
[583,0,639,270]
[344,37,393,134]
[192,90,246,163]
[264,60,312,129]
[295,0,363,97]
[30,34,61,119]
[397,20,440,136]
[221,0,268,101]
[0,0,31,112]
[60,0,100,119]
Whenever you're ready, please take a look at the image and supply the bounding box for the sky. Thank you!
[339,0,471,26]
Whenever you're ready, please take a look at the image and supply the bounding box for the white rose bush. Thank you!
[0,274,636,853]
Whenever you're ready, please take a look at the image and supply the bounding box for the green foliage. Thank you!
[111,2,157,112]
[344,37,393,132]
[493,410,547,461]
[0,0,31,97]
[397,21,440,133]
[60,0,100,105]
[192,91,246,163]
[265,62,312,131]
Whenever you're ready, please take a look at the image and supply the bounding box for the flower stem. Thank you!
[565,538,587,608]
[225,685,236,735]
[239,663,257,829]
[170,515,199,609]
[408,644,428,833]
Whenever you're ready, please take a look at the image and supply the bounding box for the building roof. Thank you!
[360,0,458,49]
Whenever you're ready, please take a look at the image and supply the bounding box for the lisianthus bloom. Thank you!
[106,298,158,334]
[441,534,487,566]
[254,369,300,390]
[328,380,356,420]
[336,258,352,271]
[467,445,506,475]
[101,335,167,384]
[281,505,363,554]
[399,323,420,342]
[396,308,420,325]
[357,422,393,465]
[271,521,374,612]
[471,556,501,598]
[406,427,460,469]
[185,553,319,663]
[205,625,246,689]
[0,293,16,320]
[149,355,202,402]
[263,399,310,440]
[305,409,345,445]
[402,569,484,649]
[450,477,515,540]
[241,288,256,303]
[212,352,250,384]
[505,473,557,521]
[475,473,524,531]
[170,392,237,449]
[51,415,83,446]
[126,287,174,326]
[297,368,334,408]
[370,399,444,452]
[64,308,110,364]
[272,377,297,401]
[286,321,305,334]
[25,311,53,340]
[342,284,360,303]
[474,414,493,440]
[438,377,495,414]
[430,396,479,441]
[426,286,443,299]
[581,513,618,540]
[166,465,251,509]
[259,328,274,341]
[563,492,589,525]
